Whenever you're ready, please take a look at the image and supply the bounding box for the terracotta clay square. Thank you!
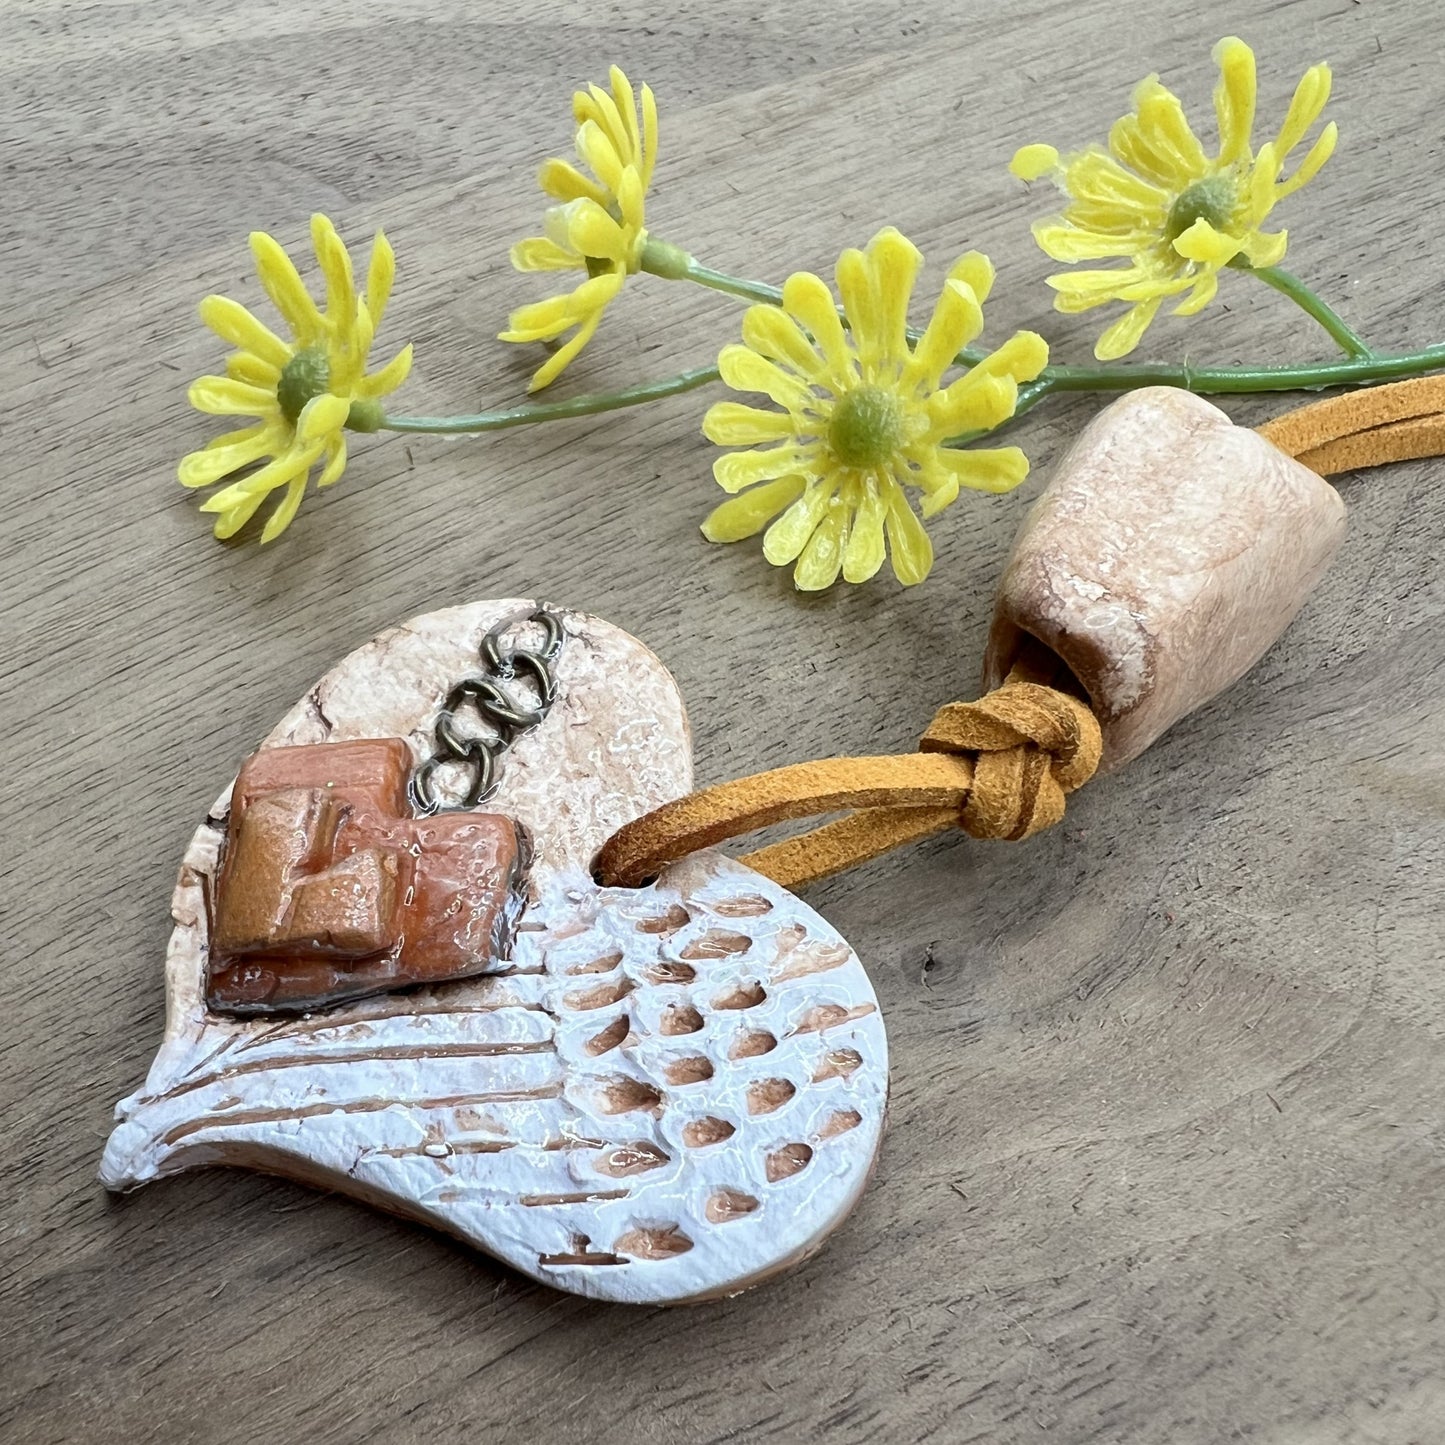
[206,738,526,1015]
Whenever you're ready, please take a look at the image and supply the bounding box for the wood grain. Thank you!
[2,0,1442,1441]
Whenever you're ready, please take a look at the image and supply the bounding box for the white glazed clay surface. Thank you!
[100,600,888,1304]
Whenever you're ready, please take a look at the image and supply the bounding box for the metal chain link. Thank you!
[409,607,565,814]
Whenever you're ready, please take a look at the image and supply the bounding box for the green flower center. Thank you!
[828,385,904,469]
[276,346,331,425]
[1165,175,1237,242]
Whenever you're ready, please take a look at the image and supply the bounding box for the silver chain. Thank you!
[409,607,565,814]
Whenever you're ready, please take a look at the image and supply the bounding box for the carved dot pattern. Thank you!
[532,863,886,1288]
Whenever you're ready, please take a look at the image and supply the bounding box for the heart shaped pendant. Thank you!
[101,600,887,1304]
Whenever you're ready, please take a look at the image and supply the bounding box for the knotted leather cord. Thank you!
[593,375,1445,891]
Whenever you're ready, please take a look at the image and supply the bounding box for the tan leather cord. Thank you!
[594,672,1102,890]
[593,375,1445,892]
[1256,372,1445,471]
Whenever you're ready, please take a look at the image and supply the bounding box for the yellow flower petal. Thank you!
[250,230,323,341]
[967,330,1049,384]
[199,449,309,514]
[558,198,629,261]
[188,375,278,416]
[511,236,582,273]
[841,483,887,584]
[945,250,995,306]
[501,293,577,341]
[763,481,836,566]
[793,503,847,591]
[1171,217,1243,267]
[311,213,356,325]
[259,474,310,543]
[926,372,1018,439]
[740,304,825,381]
[702,401,798,446]
[1112,78,1207,187]
[906,278,983,393]
[1033,221,1156,262]
[865,227,923,366]
[317,435,348,488]
[366,230,396,328]
[1047,266,1175,308]
[918,475,958,519]
[1245,140,1284,215]
[1010,144,1059,181]
[717,343,815,411]
[502,271,622,343]
[1094,296,1164,359]
[226,352,282,389]
[615,167,646,241]
[639,84,659,188]
[1276,63,1332,158]
[526,301,610,392]
[834,245,877,360]
[210,489,271,540]
[932,445,1030,495]
[177,425,278,487]
[713,444,819,495]
[576,119,626,195]
[580,82,632,169]
[1060,147,1171,213]
[883,488,932,586]
[298,392,350,444]
[1239,227,1288,269]
[781,271,853,381]
[701,476,805,542]
[614,68,648,174]
[330,299,372,394]
[1276,121,1336,200]
[538,158,608,206]
[1213,37,1258,167]
[198,296,291,369]
[1171,271,1219,317]
[357,342,414,400]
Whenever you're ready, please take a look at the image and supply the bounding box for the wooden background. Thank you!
[3,0,1443,1440]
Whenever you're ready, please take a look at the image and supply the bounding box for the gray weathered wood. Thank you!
[2,1,1442,1440]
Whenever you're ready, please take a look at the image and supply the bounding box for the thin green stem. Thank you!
[1040,344,1445,396]
[949,342,1445,448]
[1250,266,1374,360]
[675,261,784,308]
[381,364,721,435]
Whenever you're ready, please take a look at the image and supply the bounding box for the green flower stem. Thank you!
[1250,266,1374,360]
[380,364,721,434]
[672,259,784,308]
[955,341,1445,447]
[1039,343,1445,400]
[382,340,1445,442]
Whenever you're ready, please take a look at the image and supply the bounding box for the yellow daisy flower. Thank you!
[179,214,413,543]
[700,227,1049,591]
[1012,37,1336,359]
[501,65,658,391]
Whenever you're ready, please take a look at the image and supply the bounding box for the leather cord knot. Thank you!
[920,681,1102,841]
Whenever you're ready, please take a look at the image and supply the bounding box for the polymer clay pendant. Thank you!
[101,601,887,1304]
